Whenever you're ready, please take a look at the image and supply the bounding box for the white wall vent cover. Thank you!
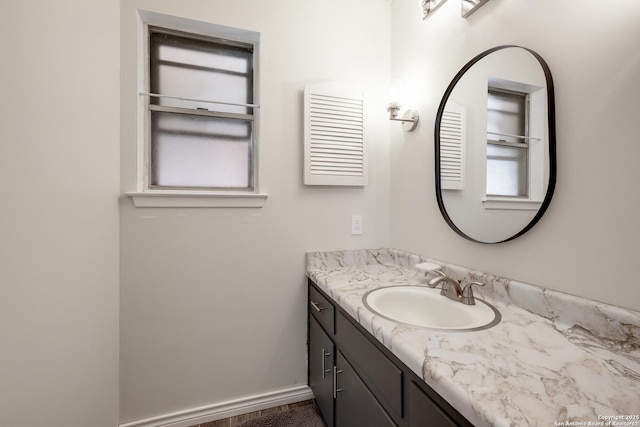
[304,82,367,186]
[439,100,466,190]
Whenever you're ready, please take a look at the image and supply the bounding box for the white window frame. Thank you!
[127,10,267,208]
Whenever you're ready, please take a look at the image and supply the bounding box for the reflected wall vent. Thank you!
[440,100,466,190]
[304,82,367,186]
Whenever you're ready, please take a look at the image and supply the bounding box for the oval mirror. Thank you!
[435,45,556,244]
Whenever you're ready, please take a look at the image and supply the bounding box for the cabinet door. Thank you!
[335,352,396,427]
[408,381,457,427]
[336,312,403,419]
[309,316,335,427]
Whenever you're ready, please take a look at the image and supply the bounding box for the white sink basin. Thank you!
[363,286,501,331]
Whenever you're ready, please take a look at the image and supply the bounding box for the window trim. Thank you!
[126,190,267,208]
[128,10,267,208]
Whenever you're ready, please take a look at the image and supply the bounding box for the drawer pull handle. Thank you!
[333,366,343,399]
[321,348,331,379]
[310,301,325,312]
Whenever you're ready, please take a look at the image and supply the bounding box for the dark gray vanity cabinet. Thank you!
[308,309,394,427]
[307,280,473,427]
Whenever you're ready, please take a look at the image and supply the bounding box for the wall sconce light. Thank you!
[387,102,419,132]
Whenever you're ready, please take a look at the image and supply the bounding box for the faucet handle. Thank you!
[461,281,485,305]
[427,272,452,289]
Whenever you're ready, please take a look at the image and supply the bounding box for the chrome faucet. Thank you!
[428,271,485,305]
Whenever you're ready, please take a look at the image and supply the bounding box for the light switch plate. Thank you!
[351,214,363,235]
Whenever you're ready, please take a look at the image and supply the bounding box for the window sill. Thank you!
[126,191,268,208]
[482,197,542,211]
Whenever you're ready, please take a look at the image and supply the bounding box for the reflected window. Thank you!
[486,88,529,197]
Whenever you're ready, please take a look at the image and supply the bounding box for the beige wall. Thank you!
[0,1,120,427]
[119,0,391,422]
[389,0,640,311]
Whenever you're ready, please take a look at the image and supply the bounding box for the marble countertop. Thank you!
[306,248,640,427]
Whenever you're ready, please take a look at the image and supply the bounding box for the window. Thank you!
[486,88,530,198]
[149,29,255,190]
[483,76,546,211]
[128,11,266,208]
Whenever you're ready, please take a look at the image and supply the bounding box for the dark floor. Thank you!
[188,399,316,427]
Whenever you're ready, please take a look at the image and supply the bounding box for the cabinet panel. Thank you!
[408,381,457,427]
[336,351,396,427]
[336,312,403,418]
[309,316,335,427]
[309,283,335,334]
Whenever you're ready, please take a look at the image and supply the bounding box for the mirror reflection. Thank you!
[435,46,556,243]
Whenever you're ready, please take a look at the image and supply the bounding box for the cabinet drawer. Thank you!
[336,312,403,418]
[309,283,335,335]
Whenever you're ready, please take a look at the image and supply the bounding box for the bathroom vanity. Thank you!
[309,281,472,427]
[307,248,640,427]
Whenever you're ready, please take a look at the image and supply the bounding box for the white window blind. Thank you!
[440,100,466,190]
[303,82,367,186]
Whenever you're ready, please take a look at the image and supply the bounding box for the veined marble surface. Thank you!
[306,248,640,427]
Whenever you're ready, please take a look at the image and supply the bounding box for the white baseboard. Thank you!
[119,385,314,427]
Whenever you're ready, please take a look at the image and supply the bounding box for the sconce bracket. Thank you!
[401,109,419,131]
[387,102,419,131]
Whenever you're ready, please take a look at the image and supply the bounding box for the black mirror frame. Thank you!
[434,45,557,244]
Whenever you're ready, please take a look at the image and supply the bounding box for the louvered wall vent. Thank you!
[440,100,466,190]
[304,82,367,186]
